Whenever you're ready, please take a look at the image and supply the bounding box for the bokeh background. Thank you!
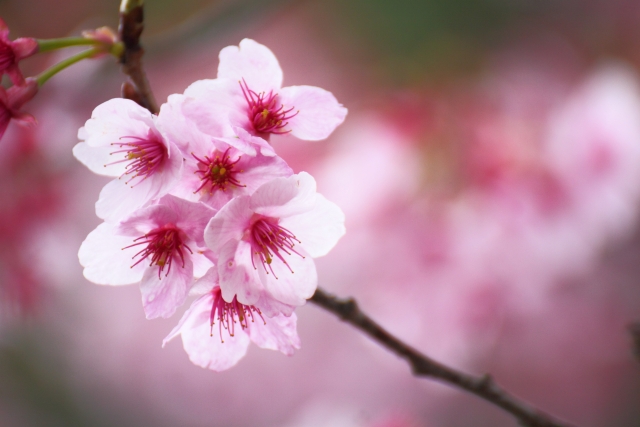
[1,0,640,426]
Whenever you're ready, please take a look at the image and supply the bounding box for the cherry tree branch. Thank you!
[310,287,577,427]
[118,0,159,114]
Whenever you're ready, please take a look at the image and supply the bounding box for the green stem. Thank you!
[37,37,102,53]
[35,48,103,86]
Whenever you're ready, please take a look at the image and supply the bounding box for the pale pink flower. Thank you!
[0,77,37,139]
[78,195,215,319]
[204,172,345,311]
[73,98,184,222]
[163,267,300,371]
[160,94,293,209]
[0,18,37,86]
[183,39,347,153]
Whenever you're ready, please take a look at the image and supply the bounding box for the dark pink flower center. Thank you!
[192,147,245,194]
[249,217,304,278]
[125,224,192,278]
[107,130,167,186]
[0,42,15,70]
[210,287,264,342]
[240,78,298,134]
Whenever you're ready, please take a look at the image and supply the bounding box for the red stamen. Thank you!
[192,147,245,194]
[249,217,304,279]
[210,288,264,342]
[124,224,192,279]
[105,130,167,187]
[239,78,298,134]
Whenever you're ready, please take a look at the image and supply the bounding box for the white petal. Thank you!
[140,255,194,319]
[218,39,283,94]
[250,172,317,218]
[78,222,146,285]
[280,194,346,258]
[72,142,125,177]
[249,312,300,355]
[218,239,263,306]
[259,247,317,307]
[204,196,253,253]
[278,85,347,141]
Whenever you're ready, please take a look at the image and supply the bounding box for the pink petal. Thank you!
[78,222,146,286]
[204,196,253,253]
[115,204,177,237]
[95,175,156,222]
[140,255,194,319]
[280,194,346,258]
[161,195,216,246]
[82,98,153,148]
[12,37,38,59]
[189,267,218,296]
[218,239,263,306]
[248,312,300,355]
[278,85,347,141]
[192,251,215,280]
[163,294,251,371]
[156,94,219,154]
[229,126,276,157]
[237,153,293,194]
[6,65,25,87]
[255,292,297,317]
[250,172,317,218]
[258,246,317,307]
[72,142,127,177]
[218,39,283,94]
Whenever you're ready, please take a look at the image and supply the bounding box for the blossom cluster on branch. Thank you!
[75,39,348,370]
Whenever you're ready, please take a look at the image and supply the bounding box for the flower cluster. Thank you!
[75,39,347,370]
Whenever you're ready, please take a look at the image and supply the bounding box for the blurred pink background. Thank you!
[0,0,639,426]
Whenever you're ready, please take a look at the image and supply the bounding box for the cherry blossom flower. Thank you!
[78,195,215,319]
[204,172,345,312]
[160,94,293,209]
[163,267,300,371]
[73,98,184,222]
[182,38,347,154]
[0,18,37,86]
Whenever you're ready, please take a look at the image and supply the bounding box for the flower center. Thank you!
[106,130,167,187]
[240,78,298,134]
[249,217,304,278]
[192,148,245,194]
[0,43,16,70]
[210,287,264,342]
[125,225,192,278]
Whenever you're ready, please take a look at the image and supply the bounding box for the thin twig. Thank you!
[118,0,159,114]
[310,287,577,427]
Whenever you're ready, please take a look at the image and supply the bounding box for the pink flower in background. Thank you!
[79,195,215,319]
[183,38,347,154]
[0,77,37,139]
[163,267,300,371]
[73,98,184,222]
[204,172,345,313]
[0,18,37,86]
[159,94,293,209]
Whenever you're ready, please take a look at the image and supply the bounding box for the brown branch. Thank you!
[310,287,577,427]
[118,0,159,114]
